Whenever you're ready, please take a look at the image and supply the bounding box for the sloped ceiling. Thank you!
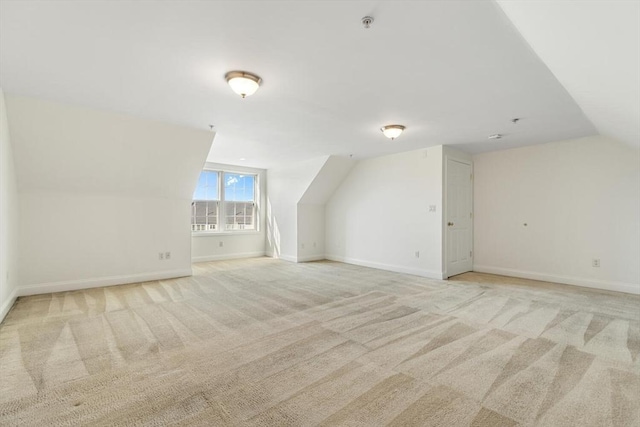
[6,96,214,198]
[299,156,355,205]
[0,1,597,169]
[497,0,639,149]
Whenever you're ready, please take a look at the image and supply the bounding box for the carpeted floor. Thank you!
[0,258,638,426]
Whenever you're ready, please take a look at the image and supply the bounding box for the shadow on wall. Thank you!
[266,198,281,258]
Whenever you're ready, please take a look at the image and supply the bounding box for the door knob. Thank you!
[448,222,454,226]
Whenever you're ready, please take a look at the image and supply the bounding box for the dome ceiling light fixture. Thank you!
[225,71,262,98]
[381,124,405,140]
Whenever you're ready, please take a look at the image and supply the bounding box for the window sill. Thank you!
[192,231,261,237]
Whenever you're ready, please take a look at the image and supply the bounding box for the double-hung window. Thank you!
[223,172,256,231]
[191,170,257,232]
[191,170,220,231]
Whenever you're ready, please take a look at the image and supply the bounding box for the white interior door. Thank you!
[446,158,473,277]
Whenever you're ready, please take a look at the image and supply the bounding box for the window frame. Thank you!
[191,168,259,236]
[191,170,221,232]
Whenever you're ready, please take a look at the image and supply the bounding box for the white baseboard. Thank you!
[326,254,444,279]
[18,268,193,297]
[296,255,326,263]
[473,265,640,295]
[264,251,298,262]
[191,251,265,263]
[0,287,19,323]
[272,254,327,263]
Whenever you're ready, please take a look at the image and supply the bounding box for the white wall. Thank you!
[326,146,445,278]
[266,155,354,262]
[296,156,354,262]
[191,162,266,262]
[266,156,328,261]
[473,135,640,294]
[297,204,325,262]
[0,89,19,321]
[19,192,194,293]
[6,95,213,295]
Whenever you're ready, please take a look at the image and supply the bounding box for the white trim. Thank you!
[473,265,640,295]
[192,231,261,237]
[191,251,265,263]
[203,162,266,175]
[17,269,193,297]
[443,154,474,278]
[270,254,325,263]
[326,254,445,279]
[277,254,299,263]
[296,255,326,263]
[0,287,19,323]
[193,169,260,234]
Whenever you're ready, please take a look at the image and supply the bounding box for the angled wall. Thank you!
[6,95,213,295]
[266,155,354,262]
[0,89,19,321]
[325,146,445,278]
[266,156,329,261]
[297,156,355,261]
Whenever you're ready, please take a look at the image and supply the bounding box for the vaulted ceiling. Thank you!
[497,0,639,150]
[1,1,634,169]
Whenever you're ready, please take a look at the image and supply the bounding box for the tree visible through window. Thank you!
[191,170,257,232]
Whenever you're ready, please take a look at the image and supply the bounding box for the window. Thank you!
[191,171,219,232]
[223,172,256,230]
[191,170,257,232]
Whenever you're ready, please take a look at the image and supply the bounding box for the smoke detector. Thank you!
[362,16,374,29]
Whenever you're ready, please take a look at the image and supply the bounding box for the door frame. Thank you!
[443,154,474,279]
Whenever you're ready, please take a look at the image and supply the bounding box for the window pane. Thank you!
[224,201,255,230]
[206,201,218,218]
[224,173,255,202]
[194,201,207,217]
[191,201,218,231]
[193,171,219,200]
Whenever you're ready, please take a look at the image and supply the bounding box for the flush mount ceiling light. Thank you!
[225,71,262,98]
[381,124,405,140]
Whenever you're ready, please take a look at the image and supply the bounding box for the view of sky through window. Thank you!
[224,173,255,201]
[193,170,219,200]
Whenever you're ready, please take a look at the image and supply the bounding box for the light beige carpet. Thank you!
[0,258,638,426]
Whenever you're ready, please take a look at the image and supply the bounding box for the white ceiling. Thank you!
[497,0,640,150]
[0,0,600,169]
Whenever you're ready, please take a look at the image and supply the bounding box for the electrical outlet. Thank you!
[429,205,436,212]
[165,252,171,260]
[219,241,223,247]
[158,252,164,260]
[592,259,600,268]
[415,251,420,258]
